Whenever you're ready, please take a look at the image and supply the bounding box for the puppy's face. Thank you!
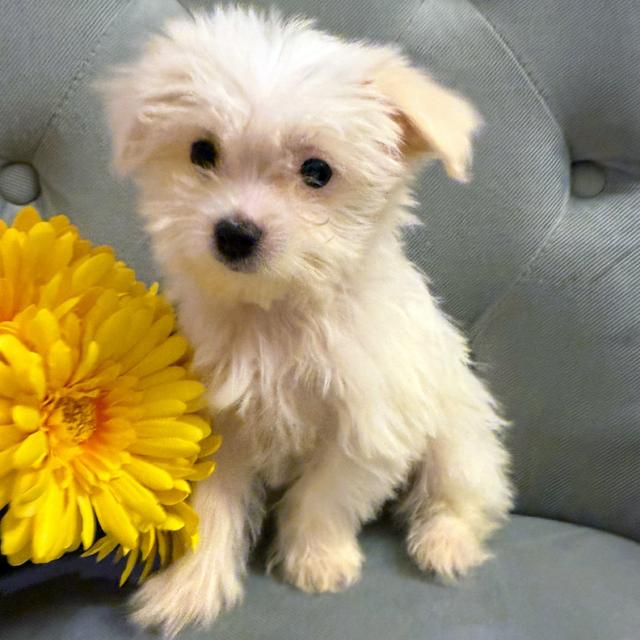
[103,9,479,305]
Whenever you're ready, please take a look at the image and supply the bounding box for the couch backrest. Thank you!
[1,0,638,541]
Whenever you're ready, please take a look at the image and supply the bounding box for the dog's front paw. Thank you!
[271,536,363,594]
[129,556,244,638]
[407,513,490,580]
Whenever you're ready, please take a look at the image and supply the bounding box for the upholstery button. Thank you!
[0,162,41,204]
[571,161,606,198]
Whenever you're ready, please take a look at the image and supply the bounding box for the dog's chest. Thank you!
[202,307,339,467]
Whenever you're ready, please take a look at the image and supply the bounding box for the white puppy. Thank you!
[102,6,512,637]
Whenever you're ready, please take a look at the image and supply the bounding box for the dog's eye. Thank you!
[190,139,217,169]
[300,158,332,188]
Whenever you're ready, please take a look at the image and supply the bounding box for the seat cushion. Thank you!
[1,516,638,639]
[2,0,639,542]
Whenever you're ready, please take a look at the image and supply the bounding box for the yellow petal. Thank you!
[77,492,96,549]
[142,380,205,404]
[0,471,14,508]
[133,419,204,442]
[12,430,48,469]
[73,458,97,488]
[137,366,186,390]
[11,469,49,517]
[156,485,190,506]
[43,485,80,561]
[82,535,118,561]
[108,265,137,293]
[139,551,156,583]
[48,213,72,233]
[119,314,174,372]
[27,360,46,399]
[187,460,216,481]
[181,414,212,438]
[102,306,153,363]
[0,446,18,477]
[92,489,139,549]
[0,334,30,370]
[94,307,133,362]
[0,336,46,398]
[52,296,81,320]
[119,547,140,587]
[185,395,208,413]
[199,433,222,457]
[80,363,122,389]
[12,405,41,432]
[71,252,115,293]
[129,437,200,458]
[158,513,185,530]
[60,312,81,351]
[62,483,80,550]
[6,541,33,566]
[38,271,63,309]
[12,206,41,231]
[140,528,156,561]
[0,425,26,449]
[157,530,168,566]
[154,460,195,479]
[126,457,174,491]
[171,501,200,534]
[136,399,187,419]
[113,544,125,564]
[128,335,188,378]
[0,277,15,319]
[32,481,64,562]
[47,339,74,388]
[0,228,21,283]
[25,222,56,280]
[0,398,11,422]
[0,364,20,398]
[71,340,100,383]
[49,230,75,275]
[28,308,60,354]
[1,510,31,556]
[110,474,166,525]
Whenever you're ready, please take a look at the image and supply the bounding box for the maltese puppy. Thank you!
[102,6,512,637]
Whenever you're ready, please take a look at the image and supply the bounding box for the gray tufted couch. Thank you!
[1,1,639,639]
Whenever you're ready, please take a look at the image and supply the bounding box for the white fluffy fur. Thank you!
[101,7,512,637]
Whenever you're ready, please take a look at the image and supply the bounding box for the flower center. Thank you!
[51,396,97,444]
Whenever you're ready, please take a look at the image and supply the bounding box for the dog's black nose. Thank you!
[213,218,263,262]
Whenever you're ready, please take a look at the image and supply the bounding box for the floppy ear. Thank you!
[372,54,481,181]
[97,70,148,176]
[97,29,196,177]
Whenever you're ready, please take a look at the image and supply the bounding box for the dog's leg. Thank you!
[130,429,260,638]
[403,374,512,579]
[270,441,404,594]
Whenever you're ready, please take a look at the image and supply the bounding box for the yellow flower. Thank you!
[0,207,219,585]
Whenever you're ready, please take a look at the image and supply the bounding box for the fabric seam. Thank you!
[393,0,428,44]
[462,1,571,342]
[465,0,565,140]
[31,0,135,160]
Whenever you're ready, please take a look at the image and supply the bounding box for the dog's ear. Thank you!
[97,46,192,176]
[97,69,150,176]
[371,53,481,181]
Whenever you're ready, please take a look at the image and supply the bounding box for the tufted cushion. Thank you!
[2,0,638,541]
[1,0,639,591]
[1,2,639,638]
[2,517,640,640]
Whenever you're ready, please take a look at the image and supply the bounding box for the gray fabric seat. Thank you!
[1,1,639,638]
[2,517,640,640]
